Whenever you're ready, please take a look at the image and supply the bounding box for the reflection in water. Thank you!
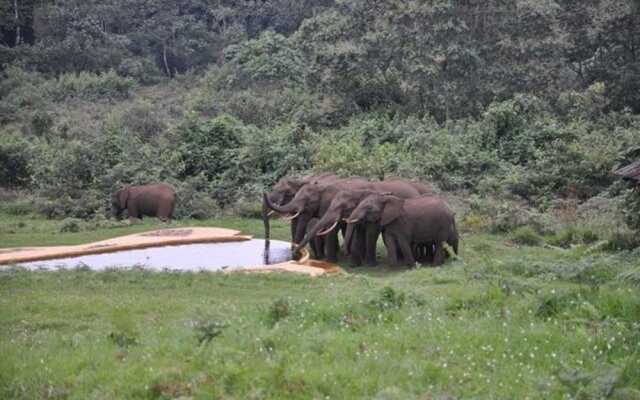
[263,239,270,265]
[19,239,292,272]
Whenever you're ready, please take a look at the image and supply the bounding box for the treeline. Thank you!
[2,0,640,119]
[1,0,640,233]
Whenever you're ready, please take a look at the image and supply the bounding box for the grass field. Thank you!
[1,213,640,399]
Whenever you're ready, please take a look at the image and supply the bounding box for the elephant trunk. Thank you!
[343,222,357,254]
[263,192,296,215]
[293,211,340,254]
[262,195,271,241]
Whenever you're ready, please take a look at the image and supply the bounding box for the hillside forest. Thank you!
[1,0,640,242]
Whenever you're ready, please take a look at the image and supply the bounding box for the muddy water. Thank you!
[19,239,292,272]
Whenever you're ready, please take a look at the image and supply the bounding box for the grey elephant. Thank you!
[265,178,425,263]
[293,179,427,266]
[111,183,176,221]
[346,194,458,266]
[263,177,371,262]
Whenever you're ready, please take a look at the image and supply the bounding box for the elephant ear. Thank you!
[118,187,130,209]
[381,196,404,226]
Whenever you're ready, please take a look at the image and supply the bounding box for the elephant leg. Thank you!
[412,243,421,263]
[398,238,416,267]
[365,224,379,267]
[127,205,139,221]
[293,215,310,245]
[383,232,400,267]
[341,223,354,255]
[314,235,325,259]
[325,229,339,263]
[433,242,446,266]
[349,227,363,266]
[306,218,319,259]
[290,218,298,244]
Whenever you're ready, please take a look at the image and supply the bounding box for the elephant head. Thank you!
[346,193,405,227]
[264,182,327,243]
[293,189,375,254]
[262,174,338,240]
[111,186,130,219]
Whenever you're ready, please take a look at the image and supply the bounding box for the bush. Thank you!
[0,135,34,188]
[45,70,135,102]
[173,174,219,219]
[234,200,263,219]
[603,231,640,252]
[60,218,82,233]
[0,198,35,216]
[117,57,161,84]
[266,298,292,327]
[510,226,543,246]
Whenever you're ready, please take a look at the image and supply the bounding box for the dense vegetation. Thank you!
[1,0,640,238]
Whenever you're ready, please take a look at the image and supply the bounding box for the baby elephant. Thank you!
[111,183,176,221]
[347,194,458,266]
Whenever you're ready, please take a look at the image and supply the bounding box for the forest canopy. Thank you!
[1,0,640,231]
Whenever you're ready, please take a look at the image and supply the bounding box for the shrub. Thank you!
[119,100,167,139]
[535,289,583,319]
[60,218,82,233]
[117,57,161,84]
[603,231,640,251]
[234,200,263,219]
[193,318,227,345]
[371,287,406,311]
[510,226,543,246]
[173,174,219,219]
[108,309,138,348]
[0,135,34,188]
[0,198,35,216]
[45,70,135,102]
[178,115,245,181]
[266,298,291,327]
[618,267,640,287]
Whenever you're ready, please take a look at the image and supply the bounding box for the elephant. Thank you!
[263,177,371,262]
[346,194,458,267]
[111,183,176,221]
[385,177,435,195]
[304,217,325,259]
[262,173,338,246]
[293,179,428,266]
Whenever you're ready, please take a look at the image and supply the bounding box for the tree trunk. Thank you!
[14,0,21,46]
[163,43,170,77]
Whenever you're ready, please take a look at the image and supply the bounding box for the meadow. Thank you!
[1,212,639,399]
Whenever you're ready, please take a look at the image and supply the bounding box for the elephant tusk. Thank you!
[267,210,275,217]
[283,211,301,221]
[317,221,339,236]
[346,218,359,224]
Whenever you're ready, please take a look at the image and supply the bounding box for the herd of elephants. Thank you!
[110,174,459,267]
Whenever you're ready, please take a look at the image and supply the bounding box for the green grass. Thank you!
[1,213,640,399]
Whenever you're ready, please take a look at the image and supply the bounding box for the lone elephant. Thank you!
[111,183,176,221]
[347,194,458,267]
